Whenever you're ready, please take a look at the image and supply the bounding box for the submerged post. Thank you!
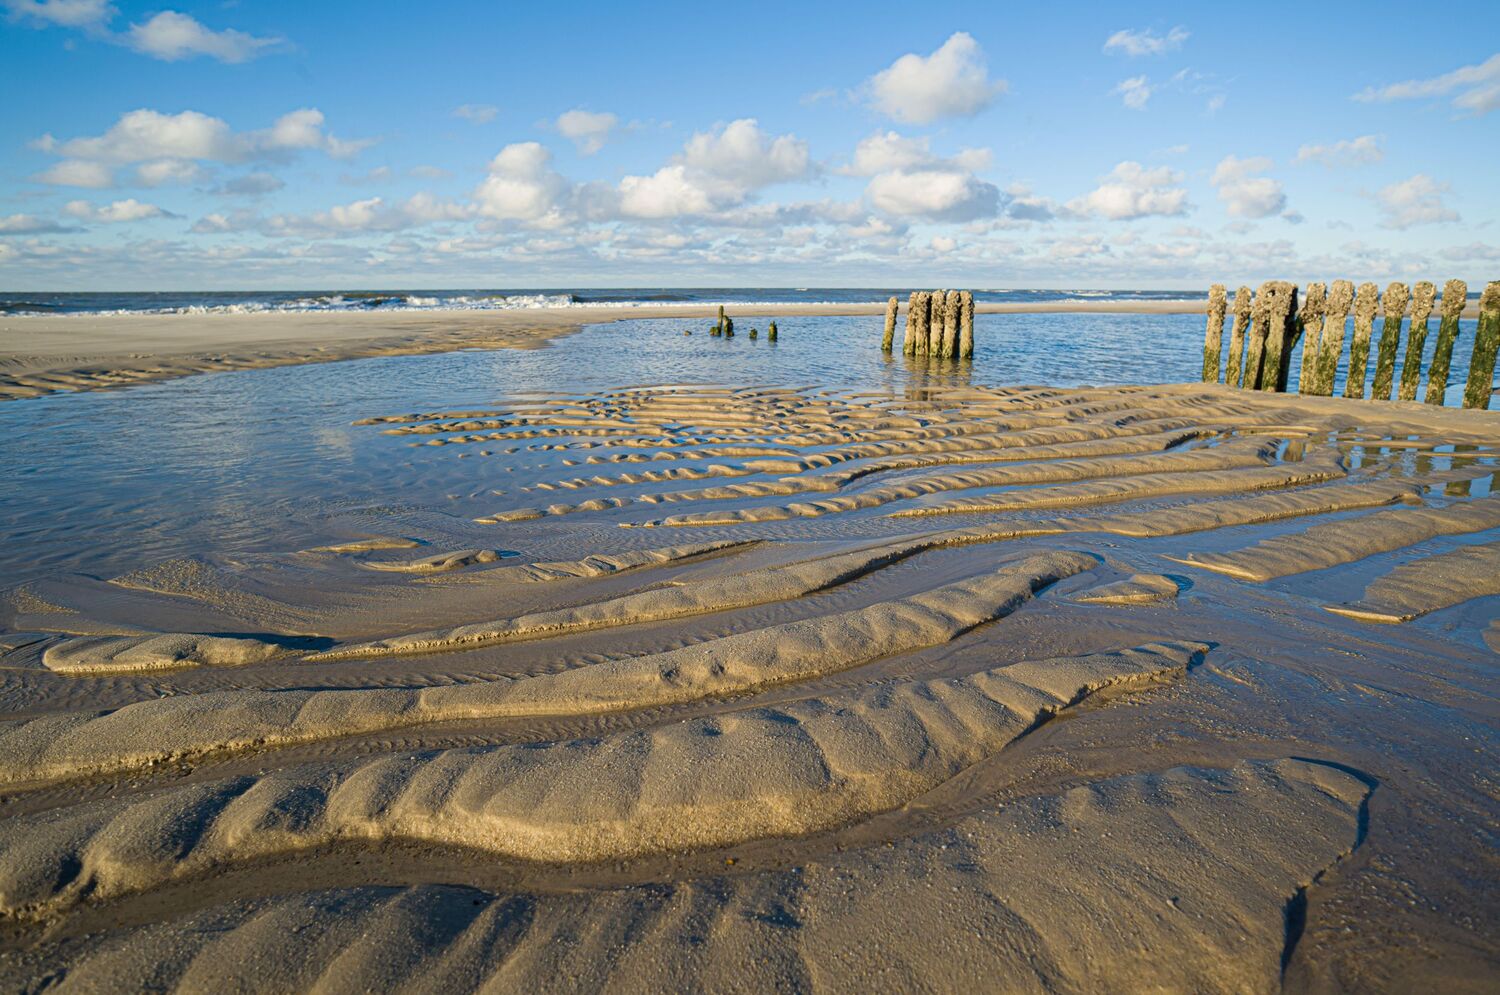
[940,291,959,358]
[903,292,919,354]
[959,291,975,359]
[1203,284,1227,383]
[1344,282,1380,399]
[1298,282,1327,394]
[1370,283,1408,400]
[912,292,931,356]
[1424,280,1467,404]
[768,321,778,342]
[1464,282,1500,410]
[1260,281,1297,392]
[881,296,898,352]
[1225,286,1252,387]
[1310,280,1354,396]
[1243,285,1271,390]
[1398,280,1434,402]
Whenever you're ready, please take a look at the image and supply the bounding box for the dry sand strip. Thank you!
[0,642,1200,919]
[4,759,1367,994]
[1168,496,1500,582]
[2,552,1095,785]
[1324,540,1500,623]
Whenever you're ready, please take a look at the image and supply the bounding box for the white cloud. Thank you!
[1,0,112,28]
[618,165,715,218]
[1065,161,1189,220]
[473,142,571,223]
[1211,155,1287,219]
[215,171,284,196]
[1114,75,1153,109]
[63,198,169,222]
[32,159,113,187]
[134,158,204,186]
[1103,26,1189,57]
[1375,174,1459,229]
[1206,94,1226,115]
[866,168,999,221]
[866,32,1006,124]
[0,213,71,234]
[1294,134,1384,167]
[615,119,811,218]
[453,104,498,124]
[125,11,281,63]
[555,109,618,155]
[1355,53,1500,116]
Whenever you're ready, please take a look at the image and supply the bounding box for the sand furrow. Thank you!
[1171,497,1500,582]
[1324,540,1500,622]
[1059,480,1421,537]
[0,552,1095,785]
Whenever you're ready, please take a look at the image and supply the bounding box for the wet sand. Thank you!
[1,380,1497,992]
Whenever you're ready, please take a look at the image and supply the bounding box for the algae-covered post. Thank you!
[1297,282,1327,394]
[903,292,919,354]
[881,296,898,352]
[1259,281,1298,392]
[1242,284,1271,390]
[1225,286,1252,387]
[1202,284,1227,383]
[1310,280,1355,396]
[1398,280,1434,402]
[1370,282,1408,400]
[941,291,959,358]
[768,321,778,342]
[1464,281,1500,410]
[724,316,735,338]
[912,292,931,356]
[1424,280,1466,405]
[959,291,974,359]
[927,291,945,356]
[1344,282,1380,399]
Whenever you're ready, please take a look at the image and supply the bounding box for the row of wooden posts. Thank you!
[881,290,976,358]
[1203,278,1500,409]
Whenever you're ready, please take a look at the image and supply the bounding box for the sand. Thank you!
[1,377,1498,991]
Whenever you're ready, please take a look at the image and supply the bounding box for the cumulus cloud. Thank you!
[866,168,999,221]
[473,142,571,223]
[31,108,373,187]
[1103,26,1189,57]
[1065,161,1189,220]
[1355,53,1500,116]
[1211,155,1288,219]
[264,193,471,237]
[1113,75,1152,109]
[615,119,812,219]
[1375,174,1459,229]
[1294,134,1384,167]
[63,198,170,222]
[1,0,112,28]
[866,32,1006,124]
[453,104,498,124]
[134,158,205,186]
[0,213,72,234]
[125,11,282,63]
[555,109,618,155]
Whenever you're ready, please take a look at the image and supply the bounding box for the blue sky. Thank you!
[1,0,1497,289]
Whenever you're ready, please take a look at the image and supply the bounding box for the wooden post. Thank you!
[1463,281,1500,410]
[1424,280,1467,404]
[1370,282,1409,400]
[959,291,974,359]
[1310,280,1354,396]
[925,291,943,355]
[1243,285,1271,390]
[940,291,959,358]
[1344,282,1380,399]
[768,321,778,342]
[881,296,898,352]
[1225,286,1252,387]
[912,292,930,356]
[724,316,734,338]
[1297,282,1326,394]
[903,292,918,354]
[1260,281,1297,392]
[1202,284,1227,382]
[1398,280,1434,402]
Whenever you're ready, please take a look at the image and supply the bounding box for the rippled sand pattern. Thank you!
[2,382,1497,991]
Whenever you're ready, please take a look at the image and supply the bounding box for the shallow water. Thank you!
[0,311,1487,588]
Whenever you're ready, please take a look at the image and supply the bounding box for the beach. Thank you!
[1,321,1497,990]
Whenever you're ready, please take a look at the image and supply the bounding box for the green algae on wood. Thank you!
[881,296,898,352]
[1297,282,1327,394]
[1242,285,1271,390]
[1464,281,1500,410]
[1225,286,1252,388]
[959,291,975,359]
[1203,284,1227,383]
[1344,282,1380,399]
[1370,282,1409,400]
[1424,280,1466,405]
[1310,280,1354,396]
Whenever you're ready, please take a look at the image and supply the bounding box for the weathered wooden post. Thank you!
[724,316,734,337]
[1225,286,1252,387]
[1370,282,1409,400]
[903,293,918,354]
[768,321,778,342]
[1259,281,1297,392]
[1310,280,1354,396]
[924,291,943,355]
[940,291,959,358]
[959,291,974,359]
[1243,285,1271,390]
[1424,280,1467,404]
[1202,284,1227,383]
[1344,282,1380,399]
[1297,282,1326,394]
[912,292,931,356]
[1464,281,1500,409]
[881,296,898,352]
[1392,280,1440,402]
